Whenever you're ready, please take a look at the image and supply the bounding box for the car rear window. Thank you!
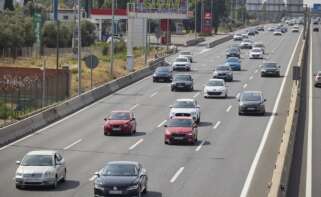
[167,119,193,127]
[110,112,130,120]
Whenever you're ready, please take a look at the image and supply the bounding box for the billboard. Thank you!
[202,12,212,33]
[313,3,321,12]
[135,0,188,14]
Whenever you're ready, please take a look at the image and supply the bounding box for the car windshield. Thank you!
[181,52,191,55]
[21,155,53,166]
[102,164,138,177]
[207,80,224,86]
[263,63,277,68]
[252,49,262,52]
[167,119,193,127]
[173,101,196,108]
[226,58,239,62]
[216,66,230,71]
[241,93,262,101]
[176,58,188,62]
[174,75,191,81]
[156,67,170,73]
[110,112,130,120]
[228,49,238,53]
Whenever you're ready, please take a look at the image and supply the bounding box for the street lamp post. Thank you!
[110,0,115,77]
[77,0,82,95]
[194,0,197,38]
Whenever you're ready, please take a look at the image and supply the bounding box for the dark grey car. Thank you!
[171,74,194,91]
[94,161,148,197]
[213,65,233,82]
[238,91,266,115]
[153,66,172,82]
[260,62,280,77]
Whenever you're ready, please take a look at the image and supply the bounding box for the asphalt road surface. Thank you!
[0,28,301,197]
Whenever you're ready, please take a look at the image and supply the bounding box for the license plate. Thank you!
[109,190,122,195]
[112,128,121,131]
[247,107,256,110]
[174,137,184,140]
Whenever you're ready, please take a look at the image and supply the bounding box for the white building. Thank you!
[49,9,86,21]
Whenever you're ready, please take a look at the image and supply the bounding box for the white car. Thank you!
[253,42,265,54]
[179,51,193,62]
[204,79,228,98]
[249,48,264,59]
[292,26,299,32]
[15,150,67,189]
[172,57,191,71]
[273,30,282,35]
[169,99,201,123]
[233,34,243,41]
[240,39,253,49]
[241,33,249,39]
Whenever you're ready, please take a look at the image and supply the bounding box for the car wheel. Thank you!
[138,187,142,197]
[15,184,22,189]
[171,87,175,92]
[51,176,58,189]
[225,93,228,98]
[61,168,67,183]
[153,78,156,82]
[190,87,194,91]
[238,111,242,116]
[143,182,147,194]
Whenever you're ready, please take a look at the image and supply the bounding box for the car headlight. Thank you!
[94,182,104,190]
[16,173,23,178]
[44,171,55,178]
[127,184,139,190]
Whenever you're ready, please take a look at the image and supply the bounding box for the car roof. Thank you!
[175,74,191,77]
[208,79,224,82]
[107,161,140,166]
[176,98,195,102]
[242,91,262,95]
[27,150,57,156]
[111,110,131,113]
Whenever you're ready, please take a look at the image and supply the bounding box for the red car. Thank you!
[104,111,137,136]
[164,117,198,145]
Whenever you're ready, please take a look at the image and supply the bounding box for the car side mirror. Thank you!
[104,118,107,121]
[132,118,136,121]
[164,125,167,127]
[16,161,21,165]
[313,73,316,76]
[56,161,63,166]
[196,105,200,108]
[264,99,267,102]
[169,105,173,108]
[94,172,100,177]
[193,124,197,128]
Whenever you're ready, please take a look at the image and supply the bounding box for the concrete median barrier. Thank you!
[207,35,233,48]
[185,37,205,46]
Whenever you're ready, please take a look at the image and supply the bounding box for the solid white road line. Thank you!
[63,139,82,150]
[306,27,313,197]
[89,175,97,182]
[193,92,200,98]
[170,167,184,183]
[243,84,248,89]
[150,91,158,98]
[129,139,144,150]
[157,120,167,128]
[240,30,302,197]
[213,121,221,129]
[130,104,139,111]
[0,74,153,151]
[226,105,232,112]
[249,76,254,80]
[195,140,205,152]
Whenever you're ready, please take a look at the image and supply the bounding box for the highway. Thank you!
[0,28,302,197]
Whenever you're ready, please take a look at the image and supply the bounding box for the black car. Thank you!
[281,27,288,33]
[153,66,172,82]
[257,26,264,31]
[260,62,280,77]
[94,161,148,197]
[238,91,266,115]
[226,48,240,58]
[171,74,194,91]
[313,26,319,32]
[248,29,256,36]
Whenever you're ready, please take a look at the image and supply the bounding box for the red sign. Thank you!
[202,12,212,33]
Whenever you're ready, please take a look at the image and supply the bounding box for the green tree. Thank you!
[81,20,96,47]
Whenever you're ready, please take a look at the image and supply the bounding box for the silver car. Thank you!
[15,150,67,189]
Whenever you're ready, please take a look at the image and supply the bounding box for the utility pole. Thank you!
[110,0,115,77]
[201,0,204,33]
[77,0,82,95]
[194,0,197,38]
[211,0,213,33]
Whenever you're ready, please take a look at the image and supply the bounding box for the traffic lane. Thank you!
[173,31,301,197]
[311,27,321,197]
[0,31,290,195]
